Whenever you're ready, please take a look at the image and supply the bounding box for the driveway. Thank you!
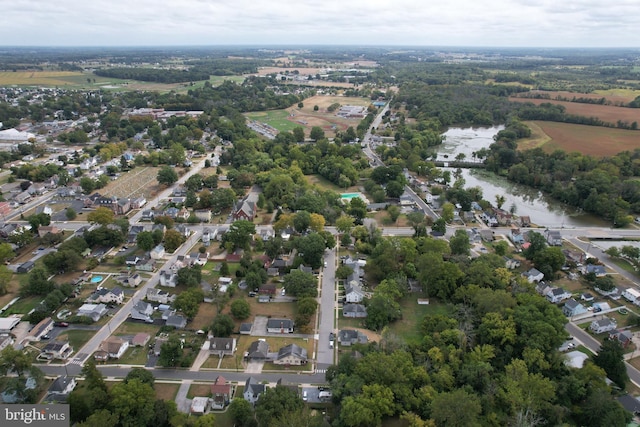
[251,316,269,336]
[245,361,264,374]
[175,380,193,413]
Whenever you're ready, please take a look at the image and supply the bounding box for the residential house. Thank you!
[522,268,544,283]
[240,323,253,335]
[547,230,562,246]
[535,282,553,297]
[30,317,54,341]
[0,377,37,403]
[164,207,179,219]
[565,351,589,369]
[141,210,155,221]
[260,283,277,296]
[563,298,588,317]
[509,227,525,244]
[547,287,572,304]
[126,255,142,266]
[41,341,73,360]
[159,270,177,287]
[77,303,108,321]
[150,245,165,259]
[623,288,640,303]
[519,216,531,227]
[210,376,231,409]
[175,223,191,238]
[593,302,611,312]
[127,225,145,243]
[99,336,129,359]
[243,377,266,406]
[344,282,366,303]
[245,340,270,361]
[190,397,210,415]
[584,264,607,277]
[131,196,146,209]
[166,314,187,329]
[590,318,618,334]
[260,229,275,241]
[274,344,308,365]
[132,333,151,347]
[136,258,156,272]
[38,225,60,238]
[343,304,368,318]
[210,337,237,356]
[118,273,142,288]
[47,376,76,396]
[86,287,124,305]
[266,318,294,334]
[146,288,175,304]
[503,257,521,270]
[153,338,167,357]
[581,293,595,303]
[338,329,369,346]
[610,330,634,348]
[131,301,154,322]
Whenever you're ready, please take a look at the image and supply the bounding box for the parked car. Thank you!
[54,322,69,327]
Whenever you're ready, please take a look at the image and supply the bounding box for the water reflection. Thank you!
[438,127,608,228]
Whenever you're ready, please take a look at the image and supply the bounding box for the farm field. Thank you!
[245,94,372,138]
[100,167,162,200]
[509,96,640,126]
[512,89,640,105]
[519,121,640,157]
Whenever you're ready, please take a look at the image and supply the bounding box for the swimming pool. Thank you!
[90,276,103,283]
[340,193,361,199]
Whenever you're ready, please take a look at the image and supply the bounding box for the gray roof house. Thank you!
[590,317,618,334]
[523,268,544,283]
[343,303,368,318]
[243,377,266,406]
[274,344,308,365]
[246,340,270,360]
[547,287,572,304]
[344,281,366,303]
[166,314,187,329]
[338,329,369,346]
[266,318,294,333]
[562,298,587,317]
[210,337,237,356]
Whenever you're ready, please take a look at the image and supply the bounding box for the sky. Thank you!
[2,0,639,47]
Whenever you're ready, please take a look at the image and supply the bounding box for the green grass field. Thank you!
[388,297,452,343]
[1,296,43,315]
[57,330,96,350]
[245,109,300,132]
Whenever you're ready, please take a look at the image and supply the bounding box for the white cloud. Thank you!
[1,0,639,47]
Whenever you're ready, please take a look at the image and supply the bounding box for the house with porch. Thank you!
[210,376,232,409]
[590,317,618,334]
[243,377,266,406]
[210,337,236,356]
[246,340,270,361]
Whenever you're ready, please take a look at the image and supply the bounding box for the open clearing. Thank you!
[245,94,372,138]
[509,97,640,126]
[100,167,162,200]
[512,89,640,105]
[519,121,640,157]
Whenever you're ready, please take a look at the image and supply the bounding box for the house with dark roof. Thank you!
[77,303,108,321]
[274,344,307,365]
[266,318,294,333]
[344,282,365,303]
[42,341,73,360]
[166,314,188,329]
[584,264,607,277]
[523,268,544,283]
[343,304,368,318]
[547,287,572,304]
[246,340,270,360]
[243,377,266,406]
[48,376,76,395]
[233,199,256,221]
[86,287,124,305]
[610,330,634,348]
[338,329,369,346]
[210,337,236,356]
[240,323,253,334]
[17,261,35,273]
[99,336,129,359]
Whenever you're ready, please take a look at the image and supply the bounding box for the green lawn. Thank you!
[388,296,452,343]
[1,296,43,315]
[245,109,300,132]
[118,345,149,365]
[114,322,160,336]
[57,329,96,350]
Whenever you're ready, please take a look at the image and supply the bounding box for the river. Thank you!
[438,127,609,228]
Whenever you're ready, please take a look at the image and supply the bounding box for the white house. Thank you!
[243,377,266,406]
[547,287,572,304]
[100,336,129,359]
[622,288,640,303]
[590,318,617,334]
[150,245,165,260]
[344,282,365,303]
[266,318,294,333]
[523,268,544,283]
[159,270,177,287]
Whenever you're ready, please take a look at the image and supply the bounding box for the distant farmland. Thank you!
[519,121,640,157]
[510,96,640,126]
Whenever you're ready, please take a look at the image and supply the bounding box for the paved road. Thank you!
[39,364,328,384]
[317,247,337,368]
